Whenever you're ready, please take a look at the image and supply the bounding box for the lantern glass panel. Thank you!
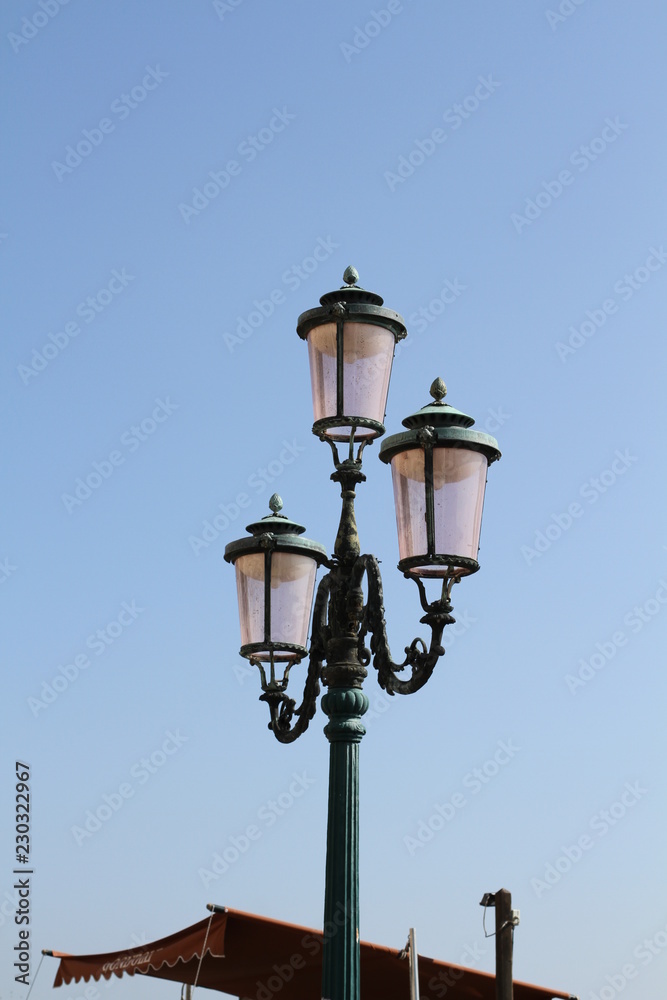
[235,552,265,649]
[390,447,488,576]
[235,551,318,659]
[307,321,395,439]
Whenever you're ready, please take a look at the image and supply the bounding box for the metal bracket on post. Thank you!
[480,889,515,1000]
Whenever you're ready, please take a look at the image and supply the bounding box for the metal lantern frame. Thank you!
[296,265,407,443]
[379,377,501,578]
[223,499,328,692]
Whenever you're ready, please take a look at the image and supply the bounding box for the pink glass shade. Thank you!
[390,447,489,577]
[306,321,395,440]
[234,551,318,660]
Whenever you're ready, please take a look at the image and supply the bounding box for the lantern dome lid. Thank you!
[296,266,406,343]
[317,265,384,308]
[400,378,475,430]
[379,378,502,465]
[224,495,328,566]
[243,494,307,537]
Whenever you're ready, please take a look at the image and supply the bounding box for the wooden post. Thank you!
[494,888,513,1000]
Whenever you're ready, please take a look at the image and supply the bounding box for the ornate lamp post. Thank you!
[224,267,501,1000]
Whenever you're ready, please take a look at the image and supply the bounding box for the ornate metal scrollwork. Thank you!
[355,554,456,696]
[258,439,459,739]
[259,574,331,743]
[260,553,458,738]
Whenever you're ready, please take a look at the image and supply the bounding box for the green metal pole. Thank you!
[321,686,368,1000]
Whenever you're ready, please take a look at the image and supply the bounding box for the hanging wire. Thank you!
[482,900,493,938]
[482,902,514,939]
[190,911,214,996]
[25,952,46,1000]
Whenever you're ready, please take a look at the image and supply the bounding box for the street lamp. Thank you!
[224,267,500,1000]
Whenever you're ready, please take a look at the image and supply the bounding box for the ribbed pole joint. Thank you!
[322,688,368,742]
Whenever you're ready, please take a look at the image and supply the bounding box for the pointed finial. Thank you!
[430,377,447,402]
[343,265,359,286]
[268,493,283,514]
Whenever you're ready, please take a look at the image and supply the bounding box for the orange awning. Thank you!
[50,906,573,1000]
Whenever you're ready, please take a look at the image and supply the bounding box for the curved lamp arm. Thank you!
[260,573,332,743]
[356,555,456,696]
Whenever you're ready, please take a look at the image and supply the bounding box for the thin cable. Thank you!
[482,904,513,938]
[192,912,214,994]
[482,903,492,938]
[25,952,45,1000]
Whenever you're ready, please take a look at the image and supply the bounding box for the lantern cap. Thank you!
[224,495,328,566]
[379,379,501,465]
[401,377,476,430]
[296,268,407,343]
[318,266,385,308]
[243,494,307,537]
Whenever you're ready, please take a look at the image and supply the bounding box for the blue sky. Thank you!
[2,2,667,998]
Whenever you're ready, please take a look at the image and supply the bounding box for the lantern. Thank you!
[296,266,407,443]
[379,378,501,578]
[224,495,328,665]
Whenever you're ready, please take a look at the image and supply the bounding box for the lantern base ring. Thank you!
[312,416,385,444]
[241,641,308,664]
[242,642,307,695]
[398,554,480,578]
